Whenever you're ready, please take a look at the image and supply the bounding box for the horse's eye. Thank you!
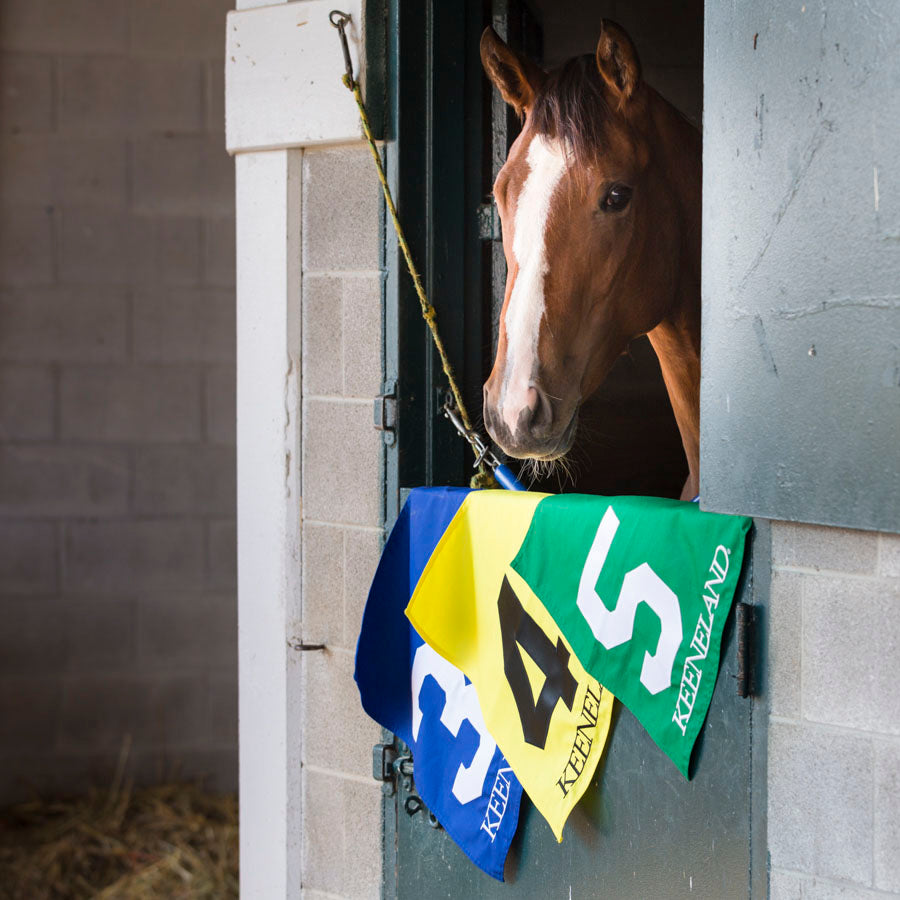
[601,184,632,212]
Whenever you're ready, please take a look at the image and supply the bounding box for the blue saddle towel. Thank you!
[354,487,522,881]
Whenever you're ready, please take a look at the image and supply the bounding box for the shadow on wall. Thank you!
[0,0,238,804]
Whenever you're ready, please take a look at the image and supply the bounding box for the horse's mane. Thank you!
[530,55,612,169]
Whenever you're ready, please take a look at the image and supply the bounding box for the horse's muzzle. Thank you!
[483,383,577,460]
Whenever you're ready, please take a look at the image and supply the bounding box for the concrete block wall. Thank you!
[0,0,237,801]
[298,144,384,899]
[768,522,900,898]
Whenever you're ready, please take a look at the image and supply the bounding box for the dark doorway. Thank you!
[511,0,703,499]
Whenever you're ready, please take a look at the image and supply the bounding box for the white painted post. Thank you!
[228,2,367,897]
[226,1,364,155]
[236,149,303,898]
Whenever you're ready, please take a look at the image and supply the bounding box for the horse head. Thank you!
[480,22,701,492]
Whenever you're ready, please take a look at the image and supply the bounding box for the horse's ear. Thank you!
[480,26,544,116]
[595,20,642,107]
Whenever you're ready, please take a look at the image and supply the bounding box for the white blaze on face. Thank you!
[501,134,567,433]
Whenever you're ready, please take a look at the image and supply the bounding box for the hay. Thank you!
[0,779,238,900]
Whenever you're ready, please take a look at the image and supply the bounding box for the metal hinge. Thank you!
[735,602,755,698]
[477,203,502,241]
[373,380,397,447]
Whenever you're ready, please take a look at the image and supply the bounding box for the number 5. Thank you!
[576,507,682,695]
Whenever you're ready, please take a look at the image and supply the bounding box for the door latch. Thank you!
[372,742,442,828]
[372,742,413,795]
[373,380,397,447]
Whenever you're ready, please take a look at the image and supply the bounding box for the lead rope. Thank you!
[329,10,497,490]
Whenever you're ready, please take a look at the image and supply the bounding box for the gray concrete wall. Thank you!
[0,0,237,800]
[299,144,384,899]
[768,523,900,898]
[701,1,900,533]
[700,3,900,893]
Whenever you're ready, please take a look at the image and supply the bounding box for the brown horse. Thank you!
[480,21,701,500]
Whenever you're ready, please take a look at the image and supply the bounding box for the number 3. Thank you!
[411,643,496,804]
[576,507,682,695]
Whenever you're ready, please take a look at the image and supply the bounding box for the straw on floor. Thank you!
[0,781,238,900]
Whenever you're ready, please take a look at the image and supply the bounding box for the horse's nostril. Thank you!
[485,380,559,454]
[483,389,502,442]
[521,385,553,434]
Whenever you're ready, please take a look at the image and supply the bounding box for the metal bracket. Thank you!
[372,742,416,796]
[477,203,502,241]
[402,795,441,828]
[373,380,398,447]
[373,742,398,795]
[288,640,326,652]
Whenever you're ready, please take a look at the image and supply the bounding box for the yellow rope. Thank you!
[342,73,494,486]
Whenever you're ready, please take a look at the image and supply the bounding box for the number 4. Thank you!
[576,507,683,695]
[498,576,578,749]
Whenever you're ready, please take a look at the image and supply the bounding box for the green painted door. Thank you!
[375,1,765,895]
